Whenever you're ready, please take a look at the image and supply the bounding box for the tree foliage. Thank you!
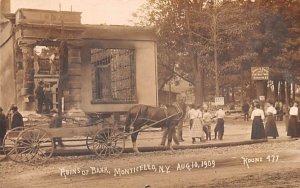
[135,0,300,104]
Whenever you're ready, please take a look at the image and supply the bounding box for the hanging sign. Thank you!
[215,97,225,106]
[251,67,269,80]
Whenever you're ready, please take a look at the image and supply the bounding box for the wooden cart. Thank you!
[2,115,126,165]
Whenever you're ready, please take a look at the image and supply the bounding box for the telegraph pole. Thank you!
[213,0,219,97]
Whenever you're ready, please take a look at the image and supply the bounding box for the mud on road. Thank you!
[0,139,299,188]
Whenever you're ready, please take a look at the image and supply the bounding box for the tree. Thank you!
[135,0,258,105]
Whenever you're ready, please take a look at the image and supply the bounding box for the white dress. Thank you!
[190,110,204,138]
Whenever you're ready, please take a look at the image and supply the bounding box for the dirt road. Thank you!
[1,139,299,188]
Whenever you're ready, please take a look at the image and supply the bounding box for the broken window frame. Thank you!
[91,48,137,104]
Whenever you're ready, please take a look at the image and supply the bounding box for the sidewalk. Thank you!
[132,117,289,147]
[52,116,292,156]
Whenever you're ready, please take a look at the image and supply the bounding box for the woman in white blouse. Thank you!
[250,103,266,139]
[264,102,279,139]
[287,102,299,138]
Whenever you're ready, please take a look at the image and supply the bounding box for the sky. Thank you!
[11,0,146,25]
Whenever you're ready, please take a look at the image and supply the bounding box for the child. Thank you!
[202,109,213,140]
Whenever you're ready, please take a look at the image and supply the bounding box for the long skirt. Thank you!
[265,115,279,138]
[190,118,204,138]
[287,116,299,138]
[251,116,266,139]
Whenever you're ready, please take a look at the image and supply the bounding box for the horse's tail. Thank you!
[125,111,132,133]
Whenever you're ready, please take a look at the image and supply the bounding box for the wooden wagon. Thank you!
[1,114,126,165]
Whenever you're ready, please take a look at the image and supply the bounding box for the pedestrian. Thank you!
[50,113,64,148]
[287,102,299,138]
[160,126,179,146]
[0,107,7,146]
[44,83,52,114]
[190,106,204,144]
[250,103,266,139]
[264,102,279,139]
[35,81,45,113]
[160,104,179,146]
[10,105,24,129]
[242,102,250,121]
[214,107,225,140]
[176,97,187,142]
[203,108,213,140]
[187,104,197,130]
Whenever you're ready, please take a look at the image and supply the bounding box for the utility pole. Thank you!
[213,0,219,97]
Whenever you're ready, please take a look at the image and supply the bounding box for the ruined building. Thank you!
[0,0,157,116]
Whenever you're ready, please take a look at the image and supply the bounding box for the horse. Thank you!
[125,103,183,153]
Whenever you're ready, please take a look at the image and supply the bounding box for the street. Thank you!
[1,117,299,188]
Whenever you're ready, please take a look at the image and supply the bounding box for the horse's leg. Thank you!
[160,127,168,146]
[131,124,140,153]
[167,126,175,151]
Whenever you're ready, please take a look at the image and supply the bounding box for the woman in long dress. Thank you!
[251,103,266,139]
[287,102,299,138]
[264,102,279,139]
[190,106,204,144]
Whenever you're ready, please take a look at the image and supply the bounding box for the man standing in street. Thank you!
[242,102,250,121]
[10,105,24,129]
[214,107,225,140]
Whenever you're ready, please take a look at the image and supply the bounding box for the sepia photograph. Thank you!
[0,0,300,187]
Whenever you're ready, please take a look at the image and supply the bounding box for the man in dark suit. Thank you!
[10,105,24,129]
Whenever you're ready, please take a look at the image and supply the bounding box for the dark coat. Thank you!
[35,85,44,100]
[242,103,250,113]
[11,111,24,129]
[0,113,6,138]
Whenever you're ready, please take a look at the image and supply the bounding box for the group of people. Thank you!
[242,101,284,122]
[35,81,53,114]
[249,100,300,140]
[188,105,225,144]
[0,105,24,145]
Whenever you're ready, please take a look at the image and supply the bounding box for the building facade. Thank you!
[0,3,157,115]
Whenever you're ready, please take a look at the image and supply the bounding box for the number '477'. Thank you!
[266,155,279,162]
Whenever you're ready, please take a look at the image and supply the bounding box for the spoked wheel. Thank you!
[2,127,26,163]
[16,128,54,165]
[92,128,125,158]
[86,135,94,152]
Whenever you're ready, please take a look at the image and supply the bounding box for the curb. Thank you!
[52,139,269,157]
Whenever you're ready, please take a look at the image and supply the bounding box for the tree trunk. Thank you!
[287,82,291,104]
[274,80,279,101]
[194,55,204,106]
[292,82,295,102]
[231,85,235,103]
[279,81,285,103]
[255,80,267,100]
[285,81,289,105]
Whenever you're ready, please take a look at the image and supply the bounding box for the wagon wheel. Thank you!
[2,127,26,163]
[92,128,125,158]
[15,128,54,165]
[86,135,94,152]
